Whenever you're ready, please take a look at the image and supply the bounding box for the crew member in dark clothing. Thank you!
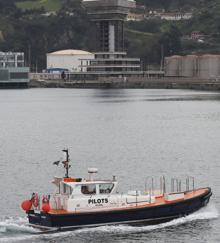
[61,71,66,81]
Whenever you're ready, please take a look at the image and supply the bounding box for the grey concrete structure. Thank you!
[82,0,141,74]
[83,0,135,52]
[29,76,220,91]
[0,52,24,68]
[0,52,29,87]
[0,67,29,88]
[80,52,140,72]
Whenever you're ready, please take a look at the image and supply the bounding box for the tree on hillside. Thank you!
[0,0,17,15]
[159,24,182,57]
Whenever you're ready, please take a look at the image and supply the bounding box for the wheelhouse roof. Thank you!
[62,180,116,185]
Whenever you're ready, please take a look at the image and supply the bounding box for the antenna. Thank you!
[62,149,71,178]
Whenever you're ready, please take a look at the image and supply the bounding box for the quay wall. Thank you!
[29,76,220,91]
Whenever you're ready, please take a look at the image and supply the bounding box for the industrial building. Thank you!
[84,53,140,72]
[0,52,25,68]
[46,49,95,72]
[0,52,29,88]
[165,54,220,79]
[82,0,141,74]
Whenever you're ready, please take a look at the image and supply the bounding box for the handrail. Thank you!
[145,175,196,196]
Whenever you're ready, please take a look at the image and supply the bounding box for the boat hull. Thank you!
[28,187,212,230]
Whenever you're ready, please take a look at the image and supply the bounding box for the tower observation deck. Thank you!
[83,0,135,52]
[82,0,141,74]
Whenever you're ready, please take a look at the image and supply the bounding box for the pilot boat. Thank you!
[21,149,212,232]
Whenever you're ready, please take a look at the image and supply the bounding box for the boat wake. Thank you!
[0,217,36,234]
[0,216,39,242]
[0,203,218,242]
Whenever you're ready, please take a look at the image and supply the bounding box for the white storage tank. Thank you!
[198,54,220,79]
[164,55,182,77]
[181,55,198,77]
[47,49,95,72]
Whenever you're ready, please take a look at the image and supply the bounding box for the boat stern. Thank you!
[28,210,53,229]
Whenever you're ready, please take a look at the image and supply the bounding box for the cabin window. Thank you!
[62,184,73,195]
[64,184,67,194]
[99,183,114,194]
[81,184,96,195]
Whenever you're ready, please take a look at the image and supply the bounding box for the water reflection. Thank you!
[91,89,220,103]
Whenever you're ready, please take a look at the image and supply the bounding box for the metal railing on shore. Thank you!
[29,72,220,91]
[30,72,220,83]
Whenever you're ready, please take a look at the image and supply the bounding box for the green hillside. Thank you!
[1,0,220,70]
[16,0,62,11]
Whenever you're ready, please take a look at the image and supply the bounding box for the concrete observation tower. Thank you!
[82,0,141,74]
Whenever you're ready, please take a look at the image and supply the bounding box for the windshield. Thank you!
[61,183,73,195]
[99,183,114,194]
[81,184,96,195]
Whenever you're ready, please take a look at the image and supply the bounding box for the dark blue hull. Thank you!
[28,188,212,230]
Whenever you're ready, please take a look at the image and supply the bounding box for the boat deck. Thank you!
[48,188,209,215]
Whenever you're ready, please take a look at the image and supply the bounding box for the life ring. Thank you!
[33,193,39,207]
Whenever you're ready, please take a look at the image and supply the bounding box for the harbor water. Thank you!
[0,88,219,242]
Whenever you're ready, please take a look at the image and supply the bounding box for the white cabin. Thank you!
[49,173,155,213]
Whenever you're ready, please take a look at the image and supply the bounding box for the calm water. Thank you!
[0,88,219,242]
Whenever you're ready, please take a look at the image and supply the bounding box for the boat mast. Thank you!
[62,149,70,178]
